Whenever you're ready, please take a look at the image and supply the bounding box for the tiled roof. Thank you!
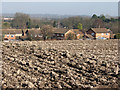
[27,29,41,35]
[2,29,22,34]
[53,28,68,34]
[85,34,94,38]
[90,28,110,33]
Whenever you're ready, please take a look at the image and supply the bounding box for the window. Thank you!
[106,33,108,35]
[61,34,64,36]
[91,33,94,36]
[101,33,104,35]
[11,35,14,37]
[31,34,32,36]
[38,35,42,37]
[57,34,59,36]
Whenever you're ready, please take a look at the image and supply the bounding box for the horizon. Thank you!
[2,2,118,17]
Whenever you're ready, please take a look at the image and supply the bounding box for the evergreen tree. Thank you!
[26,18,32,29]
[53,21,57,27]
[92,14,98,19]
[35,24,39,28]
[77,23,83,30]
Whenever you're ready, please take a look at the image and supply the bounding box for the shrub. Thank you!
[65,33,77,40]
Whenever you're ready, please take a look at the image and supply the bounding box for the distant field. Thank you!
[2,40,120,88]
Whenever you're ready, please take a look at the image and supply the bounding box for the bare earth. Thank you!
[2,40,120,88]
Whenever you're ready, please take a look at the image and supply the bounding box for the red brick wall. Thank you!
[4,35,16,40]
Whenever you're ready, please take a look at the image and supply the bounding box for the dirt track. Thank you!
[2,40,120,88]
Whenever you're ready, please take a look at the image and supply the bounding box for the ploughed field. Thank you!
[2,40,120,88]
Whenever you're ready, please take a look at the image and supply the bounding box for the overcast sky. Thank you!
[2,2,118,16]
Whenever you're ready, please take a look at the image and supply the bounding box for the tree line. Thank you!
[2,13,119,34]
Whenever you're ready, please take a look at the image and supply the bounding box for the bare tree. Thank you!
[65,33,77,40]
[41,25,53,40]
[11,12,31,29]
[92,19,104,28]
